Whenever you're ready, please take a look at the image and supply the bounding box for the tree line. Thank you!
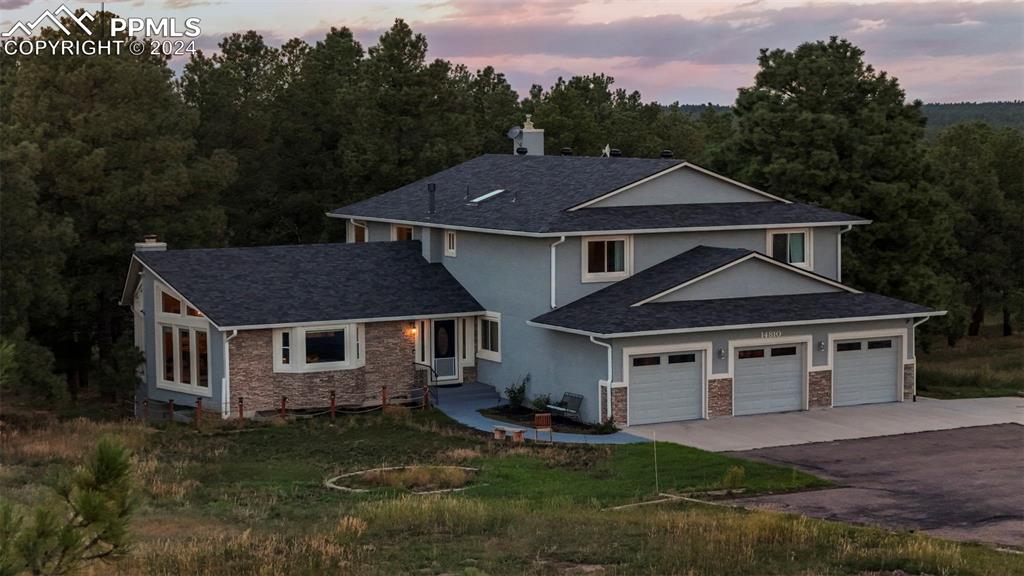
[1,14,1020,402]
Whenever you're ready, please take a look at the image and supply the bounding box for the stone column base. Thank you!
[808,369,832,408]
[707,377,733,417]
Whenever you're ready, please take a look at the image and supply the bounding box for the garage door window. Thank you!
[632,356,661,367]
[867,340,892,349]
[837,342,862,352]
[738,349,765,359]
[668,353,695,364]
[771,346,797,357]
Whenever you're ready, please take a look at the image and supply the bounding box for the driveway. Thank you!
[627,396,1023,451]
[732,425,1024,547]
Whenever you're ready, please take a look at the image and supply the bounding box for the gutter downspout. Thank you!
[837,225,852,282]
[223,330,238,418]
[550,236,566,308]
[589,336,613,421]
[909,316,931,402]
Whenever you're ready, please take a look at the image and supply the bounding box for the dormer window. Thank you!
[392,224,414,241]
[767,229,811,268]
[582,236,631,283]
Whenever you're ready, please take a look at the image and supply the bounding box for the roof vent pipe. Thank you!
[560,147,572,156]
[427,183,436,214]
[610,148,622,157]
[516,146,528,155]
[660,149,674,158]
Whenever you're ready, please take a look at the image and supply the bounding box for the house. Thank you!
[122,118,944,425]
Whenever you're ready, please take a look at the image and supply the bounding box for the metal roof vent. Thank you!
[516,147,528,155]
[560,147,572,156]
[610,148,622,157]
[660,149,674,158]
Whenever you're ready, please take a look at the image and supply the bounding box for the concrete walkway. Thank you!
[627,396,1024,451]
[435,382,647,444]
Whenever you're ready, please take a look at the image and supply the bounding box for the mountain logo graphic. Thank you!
[2,5,95,38]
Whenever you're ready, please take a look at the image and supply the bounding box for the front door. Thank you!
[432,319,458,380]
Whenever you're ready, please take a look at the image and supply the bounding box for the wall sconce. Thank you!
[817,340,826,352]
[717,348,726,360]
[404,325,418,338]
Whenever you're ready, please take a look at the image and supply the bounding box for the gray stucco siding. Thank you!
[138,271,227,414]
[812,227,840,280]
[590,167,774,207]
[607,318,915,380]
[654,258,841,302]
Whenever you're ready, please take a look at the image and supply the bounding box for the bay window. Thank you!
[582,236,631,282]
[274,324,364,372]
[156,287,211,396]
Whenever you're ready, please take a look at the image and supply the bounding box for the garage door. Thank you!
[734,344,804,416]
[833,338,899,406]
[628,351,703,425]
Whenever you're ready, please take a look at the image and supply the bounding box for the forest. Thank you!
[1,15,1021,402]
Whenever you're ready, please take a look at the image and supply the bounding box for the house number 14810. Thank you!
[761,330,783,338]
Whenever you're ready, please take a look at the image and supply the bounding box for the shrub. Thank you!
[530,393,552,412]
[504,374,530,408]
[594,418,619,434]
[722,465,746,490]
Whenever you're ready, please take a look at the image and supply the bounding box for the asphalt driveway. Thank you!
[732,424,1024,547]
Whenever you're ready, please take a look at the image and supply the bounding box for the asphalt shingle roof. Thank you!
[531,246,936,335]
[330,154,867,234]
[136,242,483,328]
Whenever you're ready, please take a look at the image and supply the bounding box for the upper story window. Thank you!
[582,236,631,283]
[273,324,364,373]
[444,230,457,257]
[392,224,414,241]
[767,229,810,268]
[349,220,367,243]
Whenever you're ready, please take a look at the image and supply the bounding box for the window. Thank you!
[771,346,797,357]
[867,339,893,350]
[161,292,181,314]
[582,236,631,282]
[668,353,696,364]
[392,224,414,241]
[445,230,457,257]
[738,349,765,359]
[632,356,661,367]
[768,229,810,267]
[157,325,210,395]
[837,342,862,352]
[273,324,363,373]
[187,306,203,317]
[477,314,501,362]
[350,220,367,243]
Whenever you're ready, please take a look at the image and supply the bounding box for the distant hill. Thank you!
[672,101,1023,136]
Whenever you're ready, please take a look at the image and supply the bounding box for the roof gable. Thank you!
[571,163,786,210]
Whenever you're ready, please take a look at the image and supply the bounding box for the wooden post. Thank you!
[381,385,388,407]
[195,398,202,430]
[238,396,245,421]
[422,383,430,409]
[143,399,149,423]
[330,391,336,421]
[166,399,174,424]
[280,396,287,419]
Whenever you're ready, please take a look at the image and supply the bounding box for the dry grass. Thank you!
[356,466,476,491]
[438,447,482,462]
[0,417,150,464]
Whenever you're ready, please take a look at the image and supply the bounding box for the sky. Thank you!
[2,0,1022,104]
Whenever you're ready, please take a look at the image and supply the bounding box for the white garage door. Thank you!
[734,344,804,416]
[833,338,900,406]
[628,351,703,425]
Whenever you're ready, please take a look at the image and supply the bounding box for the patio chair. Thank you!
[546,392,583,422]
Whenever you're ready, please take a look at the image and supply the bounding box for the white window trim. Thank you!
[444,229,457,257]
[391,223,414,241]
[347,220,367,243]
[460,317,475,367]
[156,285,209,328]
[476,312,501,363]
[581,235,633,283]
[765,227,813,270]
[156,323,212,397]
[273,323,365,373]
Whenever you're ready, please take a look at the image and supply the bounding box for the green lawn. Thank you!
[918,333,1024,399]
[2,409,1021,575]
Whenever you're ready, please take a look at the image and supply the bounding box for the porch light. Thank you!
[818,340,826,352]
[404,325,418,338]
[717,348,726,360]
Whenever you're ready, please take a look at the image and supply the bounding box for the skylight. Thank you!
[470,189,506,203]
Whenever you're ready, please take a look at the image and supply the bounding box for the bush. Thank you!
[504,374,530,408]
[530,393,551,412]
[722,465,746,490]
[594,418,619,434]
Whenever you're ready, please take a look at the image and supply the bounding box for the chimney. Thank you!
[513,114,544,156]
[135,234,167,252]
[427,183,436,214]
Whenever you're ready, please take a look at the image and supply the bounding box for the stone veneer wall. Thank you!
[903,363,916,399]
[707,378,732,417]
[598,386,628,425]
[808,369,832,408]
[230,321,417,415]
